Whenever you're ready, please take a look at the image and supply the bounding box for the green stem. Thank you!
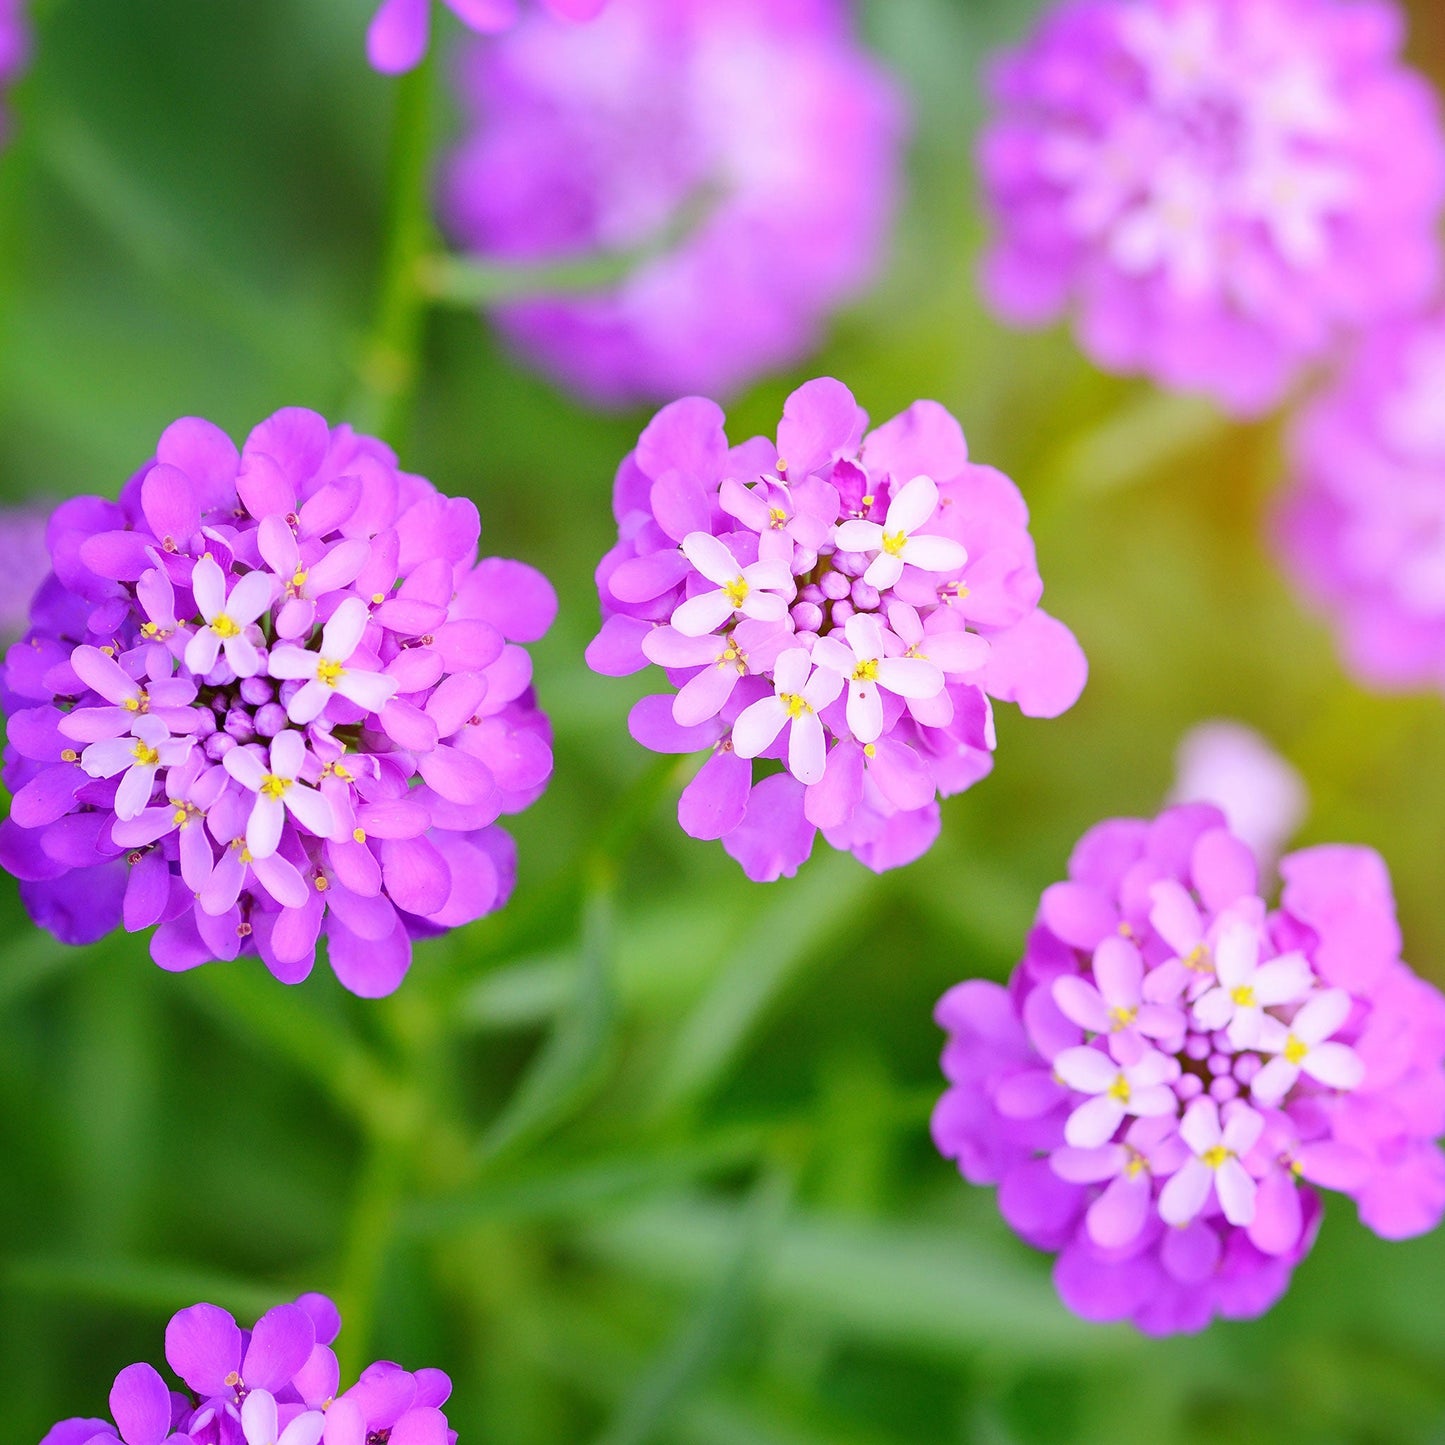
[348,57,438,447]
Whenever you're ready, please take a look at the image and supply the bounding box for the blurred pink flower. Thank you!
[368,0,607,74]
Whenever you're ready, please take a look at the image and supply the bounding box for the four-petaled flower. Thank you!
[833,476,966,591]
[811,611,944,744]
[268,597,399,725]
[731,647,844,786]
[79,715,194,822]
[1158,1097,1264,1227]
[1252,988,1365,1105]
[222,730,337,859]
[670,533,794,638]
[184,554,275,680]
[1053,1044,1180,1148]
[1192,914,1313,1049]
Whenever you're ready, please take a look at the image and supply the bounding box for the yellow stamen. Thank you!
[315,874,329,891]
[352,827,366,843]
[863,743,877,758]
[1284,1034,1308,1065]
[1108,1005,1138,1030]
[61,748,78,763]
[316,658,344,688]
[140,622,161,638]
[780,692,814,720]
[724,577,750,608]
[1124,1149,1148,1180]
[131,739,160,767]
[1184,944,1211,972]
[173,806,189,827]
[123,697,141,712]
[767,507,787,529]
[851,658,880,683]
[1202,1145,1231,1170]
[860,494,875,508]
[1107,1074,1131,1104]
[210,613,241,639]
[291,566,308,589]
[881,530,908,557]
[1230,985,1257,1007]
[259,774,292,800]
[371,592,385,605]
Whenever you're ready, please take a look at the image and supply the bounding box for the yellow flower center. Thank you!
[1231,985,1256,1007]
[131,739,160,767]
[1107,1074,1132,1104]
[1184,944,1211,972]
[259,774,292,800]
[1108,1005,1138,1030]
[123,697,141,712]
[140,621,161,638]
[767,507,787,529]
[851,658,880,684]
[1202,1145,1231,1170]
[1283,1034,1309,1065]
[718,641,747,675]
[881,530,908,557]
[863,743,877,758]
[291,566,308,589]
[780,692,814,720]
[210,613,242,639]
[316,659,344,688]
[724,577,750,608]
[1124,1148,1148,1180]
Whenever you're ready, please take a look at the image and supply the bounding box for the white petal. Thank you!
[681,532,740,586]
[876,656,944,699]
[885,475,939,533]
[246,794,285,859]
[833,520,883,552]
[1225,1006,1263,1051]
[284,782,336,839]
[861,553,904,591]
[70,645,139,705]
[731,697,787,760]
[1158,1159,1213,1226]
[269,728,306,779]
[241,1388,279,1445]
[773,647,812,695]
[222,745,268,792]
[267,645,320,682]
[1128,1084,1178,1117]
[1213,921,1258,989]
[744,559,794,593]
[810,636,856,677]
[1249,1056,1298,1106]
[114,762,159,820]
[671,590,736,637]
[673,664,738,727]
[1052,976,1110,1033]
[227,569,277,626]
[1054,1045,1118,1094]
[843,610,884,661]
[1064,1093,1126,1149]
[223,633,262,679]
[184,628,222,678]
[1215,1158,1257,1226]
[80,737,138,779]
[803,666,844,710]
[1178,1097,1222,1155]
[1294,987,1352,1045]
[1192,987,1233,1032]
[190,554,226,620]
[741,592,789,623]
[846,681,883,744]
[1253,954,1314,1007]
[787,711,826,785]
[899,535,967,574]
[1050,1143,1126,1184]
[321,596,371,662]
[286,680,330,726]
[1221,1102,1264,1155]
[1302,1041,1365,1091]
[642,627,720,668]
[336,670,399,714]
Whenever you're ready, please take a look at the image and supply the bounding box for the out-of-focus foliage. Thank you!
[4,1,1445,1442]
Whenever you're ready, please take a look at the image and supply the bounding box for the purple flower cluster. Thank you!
[1,408,554,996]
[368,0,607,74]
[933,804,1445,1334]
[441,0,906,407]
[0,0,28,145]
[588,378,1086,880]
[0,505,53,645]
[1278,313,1445,692]
[40,1294,455,1445]
[979,0,1445,415]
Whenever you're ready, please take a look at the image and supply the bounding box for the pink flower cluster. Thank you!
[441,0,906,407]
[1278,312,1445,692]
[588,378,1086,880]
[933,804,1445,1334]
[41,1293,455,1445]
[367,0,606,74]
[0,0,27,145]
[979,0,1445,414]
[0,409,554,997]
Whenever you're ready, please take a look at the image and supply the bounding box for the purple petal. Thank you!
[110,1362,172,1445]
[678,749,751,840]
[327,913,412,998]
[380,836,451,916]
[720,773,814,882]
[242,1304,315,1393]
[165,1303,241,1396]
[367,0,430,73]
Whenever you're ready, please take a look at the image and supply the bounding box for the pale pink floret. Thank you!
[240,1389,325,1445]
[642,621,787,729]
[1054,1043,1180,1148]
[1191,915,1313,1049]
[256,515,370,641]
[811,612,944,744]
[222,730,337,859]
[78,714,194,822]
[670,533,794,638]
[184,555,275,679]
[1252,987,1365,1104]
[731,647,843,786]
[833,476,966,591]
[268,598,399,726]
[1158,1097,1264,1227]
[1052,934,1183,1063]
[1051,1114,1187,1249]
[59,644,198,744]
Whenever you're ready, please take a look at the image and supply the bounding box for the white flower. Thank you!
[1053,1043,1180,1148]
[669,532,795,637]
[78,714,193,821]
[810,612,943,743]
[833,475,967,591]
[1190,916,1313,1050]
[1251,988,1364,1105]
[730,646,844,785]
[184,555,275,679]
[1158,1098,1263,1227]
[221,729,336,859]
[240,1389,325,1445]
[268,597,399,724]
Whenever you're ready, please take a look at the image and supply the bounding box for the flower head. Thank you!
[441,0,907,406]
[588,378,1086,880]
[933,804,1445,1334]
[1,408,555,997]
[367,0,607,74]
[979,0,1445,414]
[40,1294,457,1445]
[1278,312,1445,694]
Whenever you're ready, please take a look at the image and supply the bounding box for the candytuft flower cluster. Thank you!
[1,409,555,997]
[933,804,1445,1333]
[588,378,1086,880]
[368,0,607,74]
[442,0,906,406]
[40,1293,457,1445]
[979,0,1445,414]
[1279,312,1445,694]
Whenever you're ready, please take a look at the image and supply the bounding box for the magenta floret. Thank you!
[979,0,1445,414]
[1277,313,1445,692]
[588,377,1086,880]
[367,0,607,75]
[440,0,907,407]
[0,0,29,145]
[39,1293,457,1445]
[933,804,1445,1334]
[1,409,555,997]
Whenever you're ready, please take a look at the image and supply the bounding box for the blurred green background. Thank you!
[5,1,1445,1441]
